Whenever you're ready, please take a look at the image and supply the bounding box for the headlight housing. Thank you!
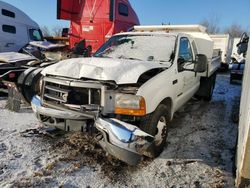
[115,94,146,116]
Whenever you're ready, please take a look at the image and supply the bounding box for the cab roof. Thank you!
[0,1,39,28]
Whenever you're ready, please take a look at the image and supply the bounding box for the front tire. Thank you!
[140,104,170,157]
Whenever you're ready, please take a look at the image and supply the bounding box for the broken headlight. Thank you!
[114,94,146,116]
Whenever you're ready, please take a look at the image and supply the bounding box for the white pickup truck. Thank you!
[31,25,220,165]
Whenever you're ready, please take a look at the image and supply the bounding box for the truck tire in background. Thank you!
[6,87,21,112]
[195,72,217,101]
[140,104,171,157]
[219,63,229,72]
[17,68,43,104]
[5,67,43,112]
[230,74,234,84]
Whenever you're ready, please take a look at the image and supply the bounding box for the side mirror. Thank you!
[194,54,207,73]
[237,33,249,55]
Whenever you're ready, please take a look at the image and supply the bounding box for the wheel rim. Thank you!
[155,116,167,146]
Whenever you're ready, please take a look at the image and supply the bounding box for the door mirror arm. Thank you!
[178,54,208,73]
[177,57,186,72]
[178,57,195,72]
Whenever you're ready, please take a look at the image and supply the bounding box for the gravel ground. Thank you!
[0,73,241,188]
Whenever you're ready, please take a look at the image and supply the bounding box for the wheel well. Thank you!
[159,97,173,119]
[160,97,172,107]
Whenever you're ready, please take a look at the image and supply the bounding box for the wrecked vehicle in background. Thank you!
[30,25,220,165]
[0,0,69,110]
[0,41,67,111]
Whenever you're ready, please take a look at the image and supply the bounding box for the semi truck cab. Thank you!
[0,1,43,52]
[57,0,140,53]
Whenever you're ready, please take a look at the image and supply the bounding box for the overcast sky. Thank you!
[1,0,250,31]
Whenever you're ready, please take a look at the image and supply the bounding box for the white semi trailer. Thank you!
[236,33,250,187]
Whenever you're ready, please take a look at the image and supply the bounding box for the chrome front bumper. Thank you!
[31,96,155,165]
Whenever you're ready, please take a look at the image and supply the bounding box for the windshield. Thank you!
[29,29,44,41]
[94,34,176,62]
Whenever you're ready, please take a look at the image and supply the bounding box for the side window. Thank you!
[29,29,43,41]
[2,9,15,18]
[178,37,193,62]
[118,3,128,16]
[2,25,16,34]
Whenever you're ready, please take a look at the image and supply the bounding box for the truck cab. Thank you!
[0,1,43,52]
[57,0,140,53]
[30,25,220,165]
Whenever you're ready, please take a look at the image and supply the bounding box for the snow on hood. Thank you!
[0,52,36,63]
[41,57,170,84]
[29,41,66,50]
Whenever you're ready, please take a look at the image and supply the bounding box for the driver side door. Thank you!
[176,37,200,107]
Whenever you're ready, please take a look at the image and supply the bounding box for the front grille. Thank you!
[42,77,102,107]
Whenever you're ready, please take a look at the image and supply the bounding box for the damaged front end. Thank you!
[95,118,154,165]
[31,76,155,165]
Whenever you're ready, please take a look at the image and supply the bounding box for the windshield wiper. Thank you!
[94,53,112,58]
[117,55,143,61]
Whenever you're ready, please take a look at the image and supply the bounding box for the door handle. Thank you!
[172,79,178,85]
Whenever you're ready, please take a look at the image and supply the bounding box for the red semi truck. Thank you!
[57,0,140,53]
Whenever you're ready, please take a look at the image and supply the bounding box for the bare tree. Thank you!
[224,23,247,37]
[40,26,51,37]
[51,26,63,37]
[40,26,64,37]
[200,16,220,34]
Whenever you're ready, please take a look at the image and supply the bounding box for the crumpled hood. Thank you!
[41,58,169,84]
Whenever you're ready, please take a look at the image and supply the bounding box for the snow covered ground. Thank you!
[0,73,241,188]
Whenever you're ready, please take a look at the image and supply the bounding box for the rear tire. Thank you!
[195,72,217,102]
[6,87,21,112]
[204,79,215,101]
[140,104,170,157]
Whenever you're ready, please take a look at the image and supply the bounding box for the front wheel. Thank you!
[140,104,170,157]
